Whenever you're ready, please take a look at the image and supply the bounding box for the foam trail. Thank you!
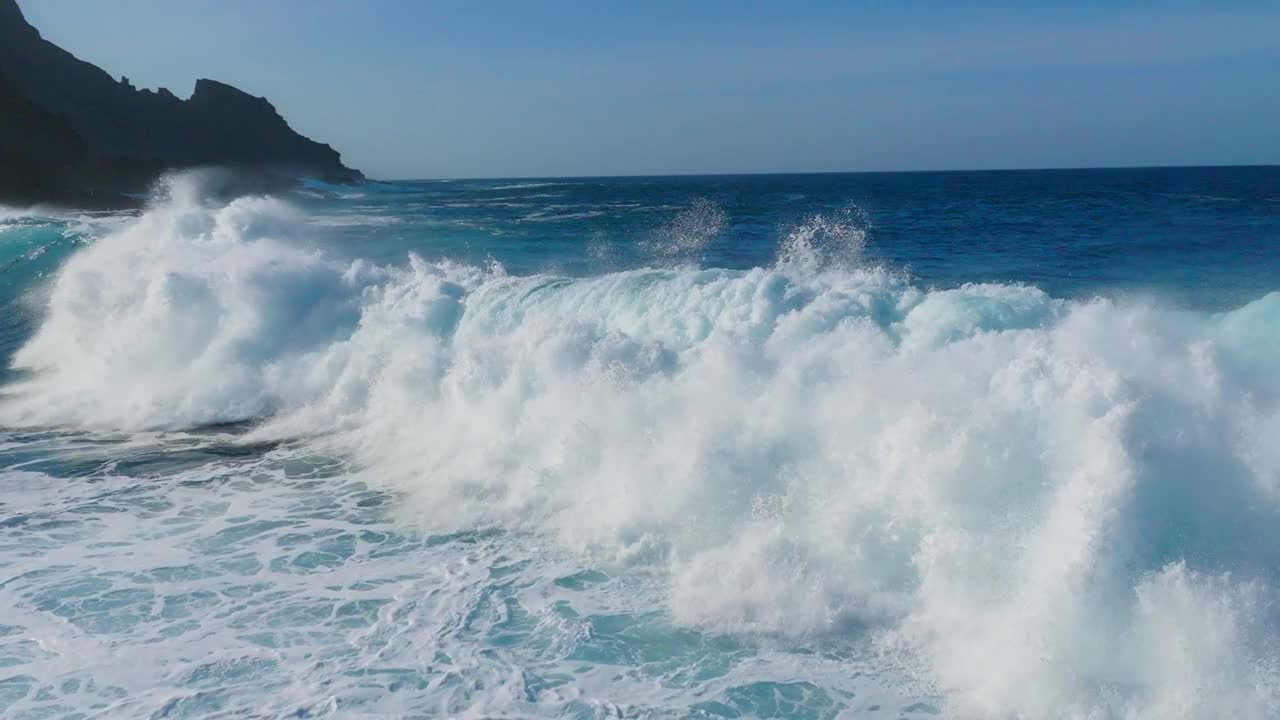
[4,173,1280,718]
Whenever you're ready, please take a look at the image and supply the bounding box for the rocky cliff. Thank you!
[0,0,362,206]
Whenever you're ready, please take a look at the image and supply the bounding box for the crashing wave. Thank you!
[4,173,1280,718]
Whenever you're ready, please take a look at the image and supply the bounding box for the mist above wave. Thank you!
[3,173,1280,718]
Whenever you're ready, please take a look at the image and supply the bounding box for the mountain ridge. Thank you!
[0,0,362,207]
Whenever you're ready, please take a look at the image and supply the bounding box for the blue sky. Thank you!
[22,0,1280,179]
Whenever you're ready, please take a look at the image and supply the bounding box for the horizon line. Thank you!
[380,161,1280,184]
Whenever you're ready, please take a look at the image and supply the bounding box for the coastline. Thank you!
[0,0,361,209]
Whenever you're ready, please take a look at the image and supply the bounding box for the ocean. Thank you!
[1,166,1279,719]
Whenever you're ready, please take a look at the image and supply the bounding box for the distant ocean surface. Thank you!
[1,166,1279,719]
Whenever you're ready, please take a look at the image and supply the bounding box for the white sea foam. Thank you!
[4,173,1280,718]
[519,209,607,222]
[487,182,576,191]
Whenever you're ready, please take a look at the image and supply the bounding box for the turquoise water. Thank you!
[1,167,1279,718]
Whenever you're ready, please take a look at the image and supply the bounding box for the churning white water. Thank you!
[2,175,1279,718]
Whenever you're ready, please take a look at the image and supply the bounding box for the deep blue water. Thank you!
[1,166,1279,719]
[304,166,1279,303]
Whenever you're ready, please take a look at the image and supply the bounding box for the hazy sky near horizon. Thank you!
[21,0,1280,179]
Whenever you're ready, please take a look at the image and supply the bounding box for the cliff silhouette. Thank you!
[0,0,362,207]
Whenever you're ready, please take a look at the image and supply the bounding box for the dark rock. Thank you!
[0,0,362,207]
[0,65,98,206]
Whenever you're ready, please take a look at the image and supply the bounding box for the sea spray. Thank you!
[3,172,1280,718]
[643,197,728,263]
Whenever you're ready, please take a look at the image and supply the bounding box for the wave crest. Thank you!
[4,174,1280,718]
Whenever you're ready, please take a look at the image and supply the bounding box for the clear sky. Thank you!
[20,0,1280,180]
